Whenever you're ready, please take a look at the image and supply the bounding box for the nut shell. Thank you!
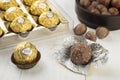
[74,24,87,35]
[96,27,109,39]
[85,31,97,42]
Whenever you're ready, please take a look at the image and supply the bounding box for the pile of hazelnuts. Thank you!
[74,23,109,42]
[80,0,120,15]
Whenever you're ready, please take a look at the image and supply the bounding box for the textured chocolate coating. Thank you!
[70,42,92,65]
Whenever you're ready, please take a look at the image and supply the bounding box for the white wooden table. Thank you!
[0,0,120,80]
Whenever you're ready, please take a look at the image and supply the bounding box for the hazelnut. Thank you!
[87,5,100,14]
[74,24,87,35]
[109,7,119,15]
[97,0,111,6]
[102,11,111,15]
[91,1,99,7]
[112,0,120,8]
[96,4,108,13]
[80,0,91,7]
[85,31,97,42]
[96,27,109,39]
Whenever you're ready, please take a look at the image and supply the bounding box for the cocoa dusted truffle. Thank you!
[4,7,27,21]
[70,42,92,65]
[11,42,41,69]
[0,0,18,11]
[30,1,50,15]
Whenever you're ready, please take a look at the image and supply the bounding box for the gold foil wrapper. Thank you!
[10,17,34,33]
[30,1,49,15]
[13,42,38,64]
[39,12,60,28]
[23,0,36,6]
[0,0,18,11]
[0,27,3,37]
[4,7,27,22]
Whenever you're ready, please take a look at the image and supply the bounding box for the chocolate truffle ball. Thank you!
[70,42,92,65]
[38,12,60,28]
[80,0,91,7]
[11,42,41,69]
[30,1,50,15]
[96,27,109,39]
[0,0,18,11]
[10,17,34,33]
[85,31,97,42]
[13,42,38,64]
[4,7,27,21]
[74,24,87,35]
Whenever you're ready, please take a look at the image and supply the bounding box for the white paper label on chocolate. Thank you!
[39,3,46,9]
[3,0,10,2]
[17,17,25,23]
[46,12,53,18]
[7,7,16,12]
[22,48,32,55]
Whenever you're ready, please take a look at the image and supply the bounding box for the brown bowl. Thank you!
[11,51,41,69]
[75,0,120,30]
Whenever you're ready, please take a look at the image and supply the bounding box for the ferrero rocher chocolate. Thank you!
[70,42,92,65]
[30,1,50,15]
[23,0,36,6]
[10,17,34,33]
[4,7,27,21]
[0,0,18,11]
[13,42,38,64]
[0,27,4,37]
[39,12,60,28]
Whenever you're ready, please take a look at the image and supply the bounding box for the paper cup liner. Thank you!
[11,51,41,69]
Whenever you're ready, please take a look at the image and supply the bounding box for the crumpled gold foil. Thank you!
[0,0,18,11]
[30,1,49,15]
[10,17,34,33]
[0,27,3,37]
[13,42,38,64]
[23,0,36,6]
[39,12,60,28]
[4,7,27,21]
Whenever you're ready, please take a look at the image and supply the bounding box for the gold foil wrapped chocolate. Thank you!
[10,17,34,33]
[0,27,4,37]
[30,1,50,15]
[4,7,27,21]
[23,0,36,6]
[0,0,18,11]
[13,42,38,64]
[39,12,60,28]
